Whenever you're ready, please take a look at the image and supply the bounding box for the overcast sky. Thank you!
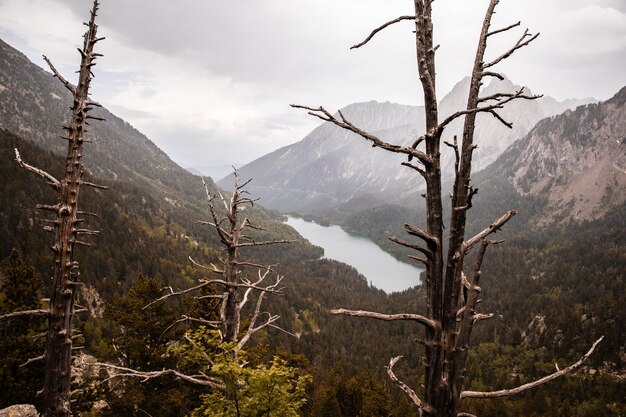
[1,0,625,176]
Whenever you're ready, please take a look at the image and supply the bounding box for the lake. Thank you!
[284,217,424,293]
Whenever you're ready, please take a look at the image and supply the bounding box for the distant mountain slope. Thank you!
[343,86,625,261]
[0,38,208,202]
[221,75,594,217]
[475,86,626,225]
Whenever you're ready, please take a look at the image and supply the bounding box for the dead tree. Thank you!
[142,172,294,351]
[93,174,293,387]
[7,1,106,415]
[292,1,602,416]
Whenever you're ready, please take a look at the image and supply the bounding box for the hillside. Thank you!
[472,86,626,228]
[0,38,208,203]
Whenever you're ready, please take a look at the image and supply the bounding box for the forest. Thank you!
[0,0,624,416]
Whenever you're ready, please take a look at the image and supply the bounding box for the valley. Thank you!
[0,19,624,417]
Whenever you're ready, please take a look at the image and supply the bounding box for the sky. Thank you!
[1,0,625,177]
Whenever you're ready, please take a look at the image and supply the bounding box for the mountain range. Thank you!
[219,76,595,218]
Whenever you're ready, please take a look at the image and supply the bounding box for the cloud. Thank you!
[1,0,624,171]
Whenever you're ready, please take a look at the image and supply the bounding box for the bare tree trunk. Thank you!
[14,2,105,415]
[293,1,602,416]
[141,173,293,351]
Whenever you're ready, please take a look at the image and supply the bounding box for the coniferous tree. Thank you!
[0,249,46,408]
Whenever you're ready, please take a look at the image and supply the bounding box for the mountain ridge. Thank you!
[0,38,211,203]
[220,75,596,218]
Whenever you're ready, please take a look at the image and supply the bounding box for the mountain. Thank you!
[220,101,424,215]
[342,87,626,259]
[474,86,626,226]
[0,38,208,203]
[220,75,595,218]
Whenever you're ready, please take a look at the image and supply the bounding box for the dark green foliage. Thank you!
[96,275,203,417]
[460,343,625,417]
[305,366,414,417]
[0,249,46,409]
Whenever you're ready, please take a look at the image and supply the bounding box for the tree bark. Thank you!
[40,2,104,415]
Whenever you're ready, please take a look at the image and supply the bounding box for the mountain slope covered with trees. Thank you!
[0,15,623,415]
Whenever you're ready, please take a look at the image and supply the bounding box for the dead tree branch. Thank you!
[289,104,432,166]
[14,149,60,191]
[0,309,49,320]
[331,308,436,330]
[351,15,416,49]
[461,210,516,255]
[42,55,76,95]
[461,337,604,399]
[386,356,429,412]
[92,363,225,389]
[484,28,540,69]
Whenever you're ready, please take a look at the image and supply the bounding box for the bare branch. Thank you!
[20,353,46,368]
[92,363,225,389]
[461,210,516,255]
[484,28,540,69]
[487,21,520,37]
[331,308,436,330]
[386,356,427,411]
[444,135,460,173]
[201,178,231,244]
[401,162,426,177]
[15,148,61,191]
[389,236,431,258]
[42,55,76,95]
[405,224,438,246]
[267,323,301,339]
[461,337,603,399]
[437,89,541,134]
[351,15,415,49]
[239,269,271,310]
[36,204,58,212]
[290,104,432,166]
[234,238,296,248]
[407,255,428,266]
[473,313,494,322]
[80,181,109,190]
[482,71,504,80]
[142,280,214,310]
[188,256,223,274]
[487,109,512,128]
[0,309,49,321]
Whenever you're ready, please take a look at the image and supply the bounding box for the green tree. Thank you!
[98,275,201,417]
[0,249,45,408]
[178,329,310,417]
